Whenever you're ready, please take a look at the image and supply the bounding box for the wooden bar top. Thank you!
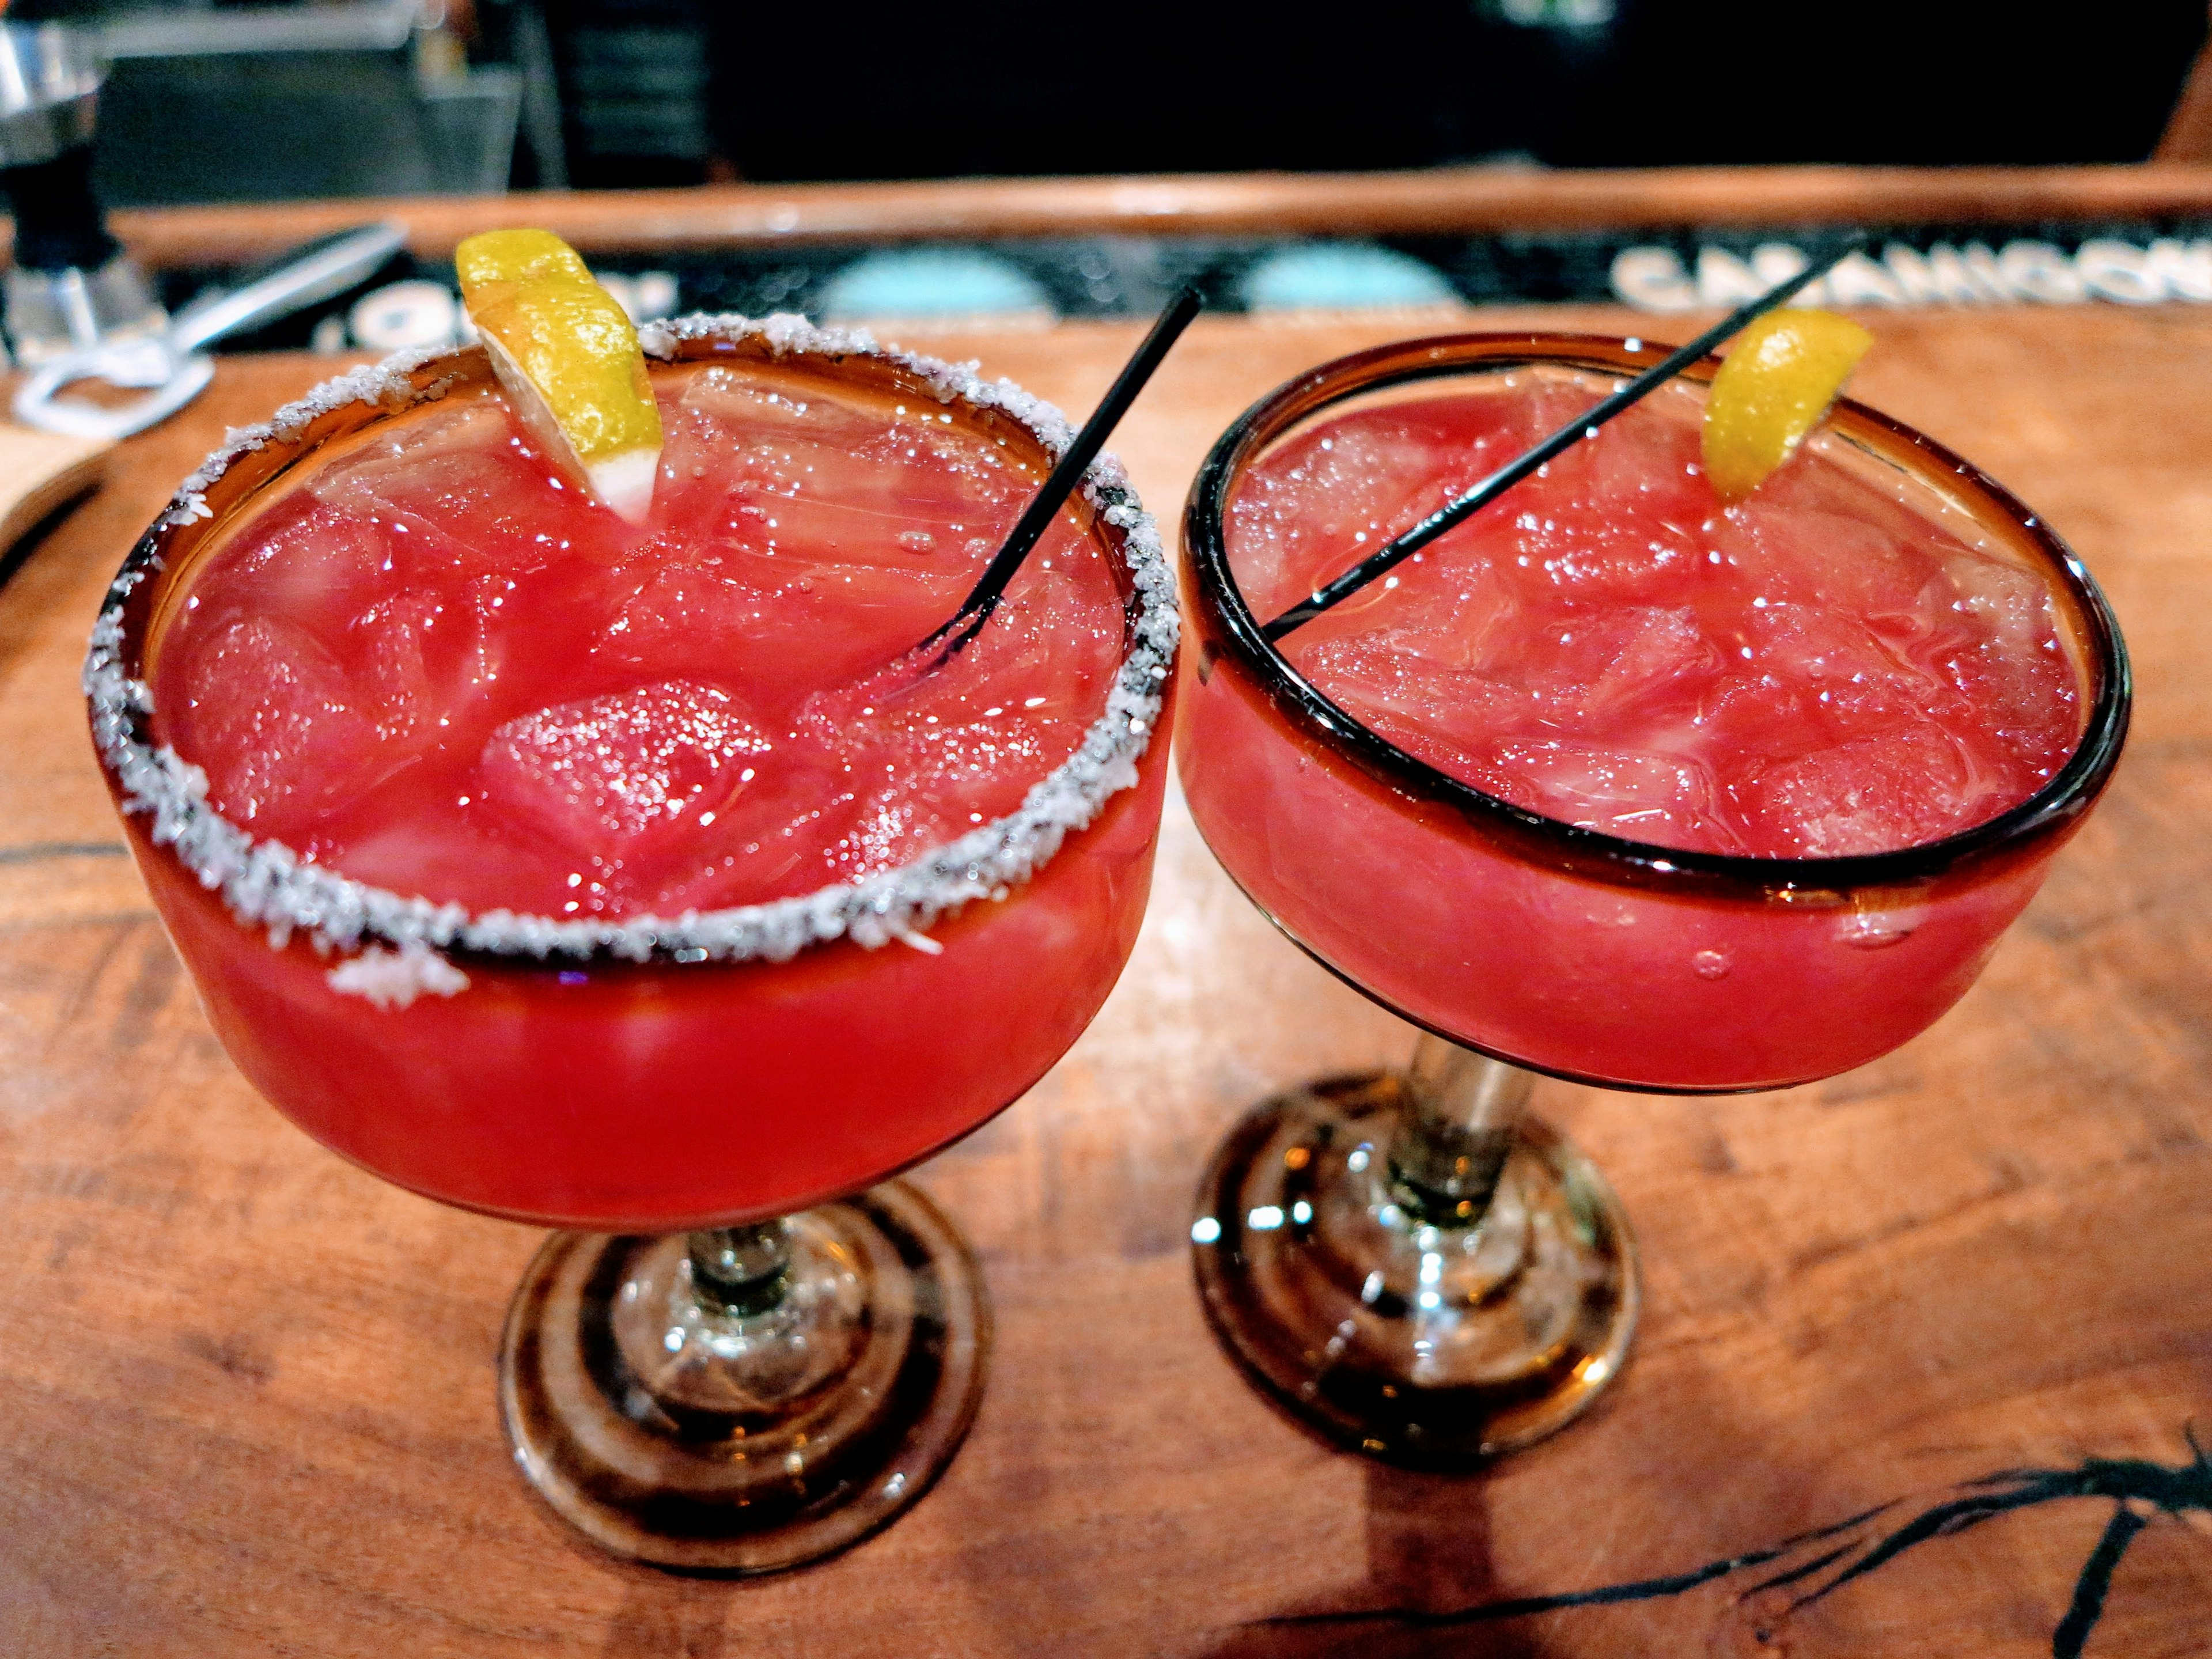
[1,304,2207,1656]
[26,161,2212,270]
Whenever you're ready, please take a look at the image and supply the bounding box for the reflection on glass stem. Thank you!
[1392,1037,1532,1228]
[1190,1052,1637,1465]
[501,1185,990,1572]
[688,1220,794,1319]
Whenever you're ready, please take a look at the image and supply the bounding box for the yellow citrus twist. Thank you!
[456,228,662,524]
[1701,308,1874,504]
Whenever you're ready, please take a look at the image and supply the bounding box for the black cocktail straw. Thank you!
[923,283,1202,662]
[1261,240,1868,642]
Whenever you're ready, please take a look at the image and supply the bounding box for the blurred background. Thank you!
[6,0,2208,202]
[5,0,2212,368]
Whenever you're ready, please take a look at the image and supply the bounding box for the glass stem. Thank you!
[1388,1035,1533,1228]
[685,1221,793,1319]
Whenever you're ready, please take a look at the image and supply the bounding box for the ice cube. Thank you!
[1490,738,1734,850]
[1578,607,1724,721]
[1714,502,1936,621]
[311,395,623,575]
[1741,720,2020,855]
[350,584,504,741]
[479,680,776,850]
[214,498,395,634]
[657,365,1031,585]
[790,567,1116,882]
[171,615,388,835]
[821,715,1058,883]
[1228,410,1490,618]
[1296,634,1527,762]
[1942,550,2058,664]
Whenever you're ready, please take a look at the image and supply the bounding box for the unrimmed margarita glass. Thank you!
[1175,333,2128,1464]
[86,318,1179,1569]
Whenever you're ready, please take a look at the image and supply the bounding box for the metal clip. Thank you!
[12,221,407,440]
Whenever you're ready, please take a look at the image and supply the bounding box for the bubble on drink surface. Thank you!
[1691,947,1732,980]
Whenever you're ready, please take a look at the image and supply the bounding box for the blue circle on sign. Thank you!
[1241,244,1458,312]
[819,249,1054,321]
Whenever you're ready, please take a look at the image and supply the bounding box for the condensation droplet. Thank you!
[1692,948,1732,980]
[897,529,936,554]
[1839,915,1914,949]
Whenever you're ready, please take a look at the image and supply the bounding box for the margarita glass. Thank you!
[86,317,1178,1569]
[1176,333,2128,1464]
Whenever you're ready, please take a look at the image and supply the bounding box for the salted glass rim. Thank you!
[85,314,1178,967]
[1183,331,2131,899]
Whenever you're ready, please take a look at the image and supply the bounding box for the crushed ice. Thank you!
[87,316,1176,970]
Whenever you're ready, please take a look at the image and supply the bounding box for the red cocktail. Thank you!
[1176,334,2127,1461]
[88,316,1178,1567]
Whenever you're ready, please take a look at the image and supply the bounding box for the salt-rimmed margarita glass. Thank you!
[85,317,1179,1570]
[1176,333,2128,1464]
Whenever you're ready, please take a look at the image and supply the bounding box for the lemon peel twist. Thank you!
[1702,308,1874,504]
[456,228,662,524]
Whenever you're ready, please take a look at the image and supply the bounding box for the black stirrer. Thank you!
[921,284,1203,664]
[1261,241,1868,642]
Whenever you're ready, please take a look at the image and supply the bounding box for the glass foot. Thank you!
[1192,1072,1637,1467]
[499,1180,989,1574]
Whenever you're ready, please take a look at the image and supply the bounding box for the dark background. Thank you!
[694,0,2210,182]
[12,0,2210,196]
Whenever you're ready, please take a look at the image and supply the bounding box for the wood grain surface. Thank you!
[2,306,2208,1657]
[44,162,2212,270]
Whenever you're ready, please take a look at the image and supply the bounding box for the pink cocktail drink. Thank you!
[89,317,1177,1569]
[1183,338,2124,1092]
[100,327,1173,1231]
[1177,334,2126,1466]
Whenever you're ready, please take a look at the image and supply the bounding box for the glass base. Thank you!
[1192,1073,1638,1467]
[498,1180,988,1574]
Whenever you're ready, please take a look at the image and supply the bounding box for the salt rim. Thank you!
[84,313,1178,967]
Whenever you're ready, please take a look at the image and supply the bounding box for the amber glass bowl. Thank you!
[1179,333,2130,1094]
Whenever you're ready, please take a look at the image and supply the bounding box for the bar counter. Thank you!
[2,172,2209,1656]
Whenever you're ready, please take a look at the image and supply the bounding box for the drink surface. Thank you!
[1228,371,2082,858]
[150,361,1126,919]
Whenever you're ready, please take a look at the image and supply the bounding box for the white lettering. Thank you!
[1825,252,1907,307]
[2075,240,2165,304]
[2146,238,2212,302]
[1751,243,1828,304]
[1610,247,1699,313]
[1958,244,2011,301]
[1998,241,2087,303]
[1696,247,1769,306]
[1884,243,2003,305]
[1611,236,2212,314]
[1760,247,1831,309]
